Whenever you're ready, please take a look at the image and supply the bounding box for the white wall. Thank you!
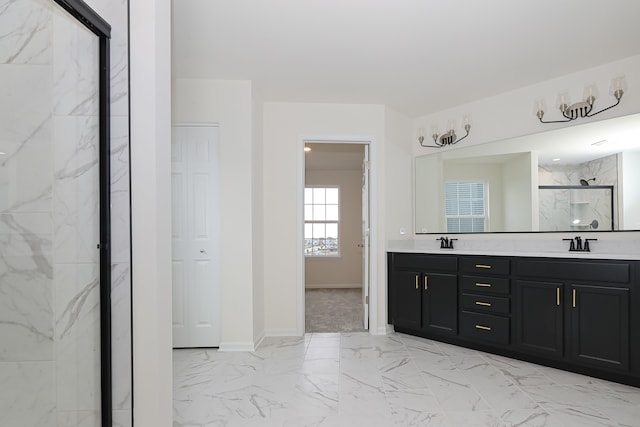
[172,78,257,349]
[252,90,265,344]
[130,0,172,425]
[415,154,443,233]
[262,102,392,335]
[502,153,535,231]
[621,150,640,230]
[414,54,640,156]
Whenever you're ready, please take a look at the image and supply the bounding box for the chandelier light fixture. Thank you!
[535,76,626,124]
[418,116,471,148]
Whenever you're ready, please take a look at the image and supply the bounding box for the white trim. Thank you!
[305,283,362,289]
[218,341,256,352]
[254,330,266,349]
[297,134,378,336]
[264,328,300,337]
[171,122,220,127]
[374,325,390,335]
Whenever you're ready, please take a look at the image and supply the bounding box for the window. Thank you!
[304,187,340,256]
[445,181,487,232]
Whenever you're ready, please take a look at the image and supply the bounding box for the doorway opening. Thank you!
[299,138,374,334]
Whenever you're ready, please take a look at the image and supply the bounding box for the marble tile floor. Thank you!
[173,332,640,426]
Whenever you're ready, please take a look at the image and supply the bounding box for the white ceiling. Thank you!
[172,0,640,118]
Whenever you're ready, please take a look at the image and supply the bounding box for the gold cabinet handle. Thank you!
[475,264,492,269]
[475,301,492,307]
[475,283,492,287]
[572,289,576,308]
[415,275,419,290]
[424,275,428,290]
[556,287,561,306]
[475,324,492,331]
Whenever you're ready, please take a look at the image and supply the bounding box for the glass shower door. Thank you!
[0,0,108,424]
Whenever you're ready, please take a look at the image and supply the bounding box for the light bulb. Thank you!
[610,76,627,98]
[583,83,598,102]
[556,91,571,112]
[534,98,546,117]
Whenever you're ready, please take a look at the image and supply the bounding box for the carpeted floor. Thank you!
[305,288,366,333]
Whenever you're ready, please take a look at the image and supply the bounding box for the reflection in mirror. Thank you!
[539,186,614,231]
[415,113,640,234]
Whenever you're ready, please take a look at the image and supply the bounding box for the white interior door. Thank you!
[362,145,370,330]
[171,125,221,348]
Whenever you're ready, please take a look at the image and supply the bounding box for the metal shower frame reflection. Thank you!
[539,185,615,231]
[51,0,112,425]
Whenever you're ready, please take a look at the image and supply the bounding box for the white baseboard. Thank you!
[264,328,300,337]
[218,341,256,352]
[305,283,361,289]
[253,330,265,349]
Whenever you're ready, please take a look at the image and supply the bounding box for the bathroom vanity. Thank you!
[388,250,640,387]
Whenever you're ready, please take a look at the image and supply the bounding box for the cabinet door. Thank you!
[514,281,563,359]
[393,270,422,330]
[422,273,457,335]
[570,284,630,371]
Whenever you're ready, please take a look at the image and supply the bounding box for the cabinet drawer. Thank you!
[515,259,630,284]
[460,311,510,345]
[461,257,510,275]
[462,275,510,295]
[461,293,510,314]
[392,253,457,272]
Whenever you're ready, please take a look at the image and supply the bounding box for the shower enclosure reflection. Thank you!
[539,186,614,231]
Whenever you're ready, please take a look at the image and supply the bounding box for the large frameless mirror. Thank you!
[415,113,640,234]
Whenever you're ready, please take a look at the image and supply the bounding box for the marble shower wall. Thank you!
[539,154,618,231]
[0,0,131,425]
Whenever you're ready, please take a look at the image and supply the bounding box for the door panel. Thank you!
[172,125,221,348]
[393,270,422,330]
[515,280,564,358]
[570,284,629,371]
[362,146,370,330]
[172,261,186,329]
[422,273,457,335]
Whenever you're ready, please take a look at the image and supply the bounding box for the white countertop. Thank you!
[387,239,640,260]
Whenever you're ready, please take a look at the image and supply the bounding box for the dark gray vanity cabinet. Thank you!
[515,258,632,373]
[388,253,457,337]
[459,257,511,346]
[514,280,564,359]
[388,252,640,387]
[391,269,422,330]
[570,284,629,371]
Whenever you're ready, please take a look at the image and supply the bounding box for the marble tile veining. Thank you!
[174,332,640,426]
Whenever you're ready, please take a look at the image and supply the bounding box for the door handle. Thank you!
[200,249,207,254]
[415,275,419,290]
[424,275,428,290]
[357,243,364,247]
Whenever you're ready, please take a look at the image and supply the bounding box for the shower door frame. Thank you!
[51,0,113,424]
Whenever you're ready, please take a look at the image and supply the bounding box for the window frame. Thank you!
[444,181,489,233]
[304,185,341,257]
